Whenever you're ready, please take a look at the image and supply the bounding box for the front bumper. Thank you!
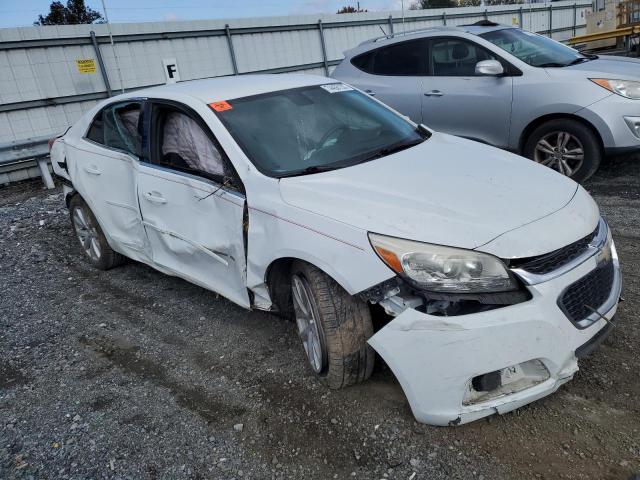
[368,243,621,426]
[578,94,640,152]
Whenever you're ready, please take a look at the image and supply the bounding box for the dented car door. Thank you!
[70,100,149,258]
[136,100,250,308]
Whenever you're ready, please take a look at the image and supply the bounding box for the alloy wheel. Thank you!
[533,131,584,177]
[72,206,102,262]
[291,274,327,374]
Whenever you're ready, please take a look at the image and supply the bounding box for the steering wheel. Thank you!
[317,125,349,150]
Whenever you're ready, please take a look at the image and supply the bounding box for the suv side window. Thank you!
[352,39,425,76]
[86,101,142,157]
[151,103,228,180]
[429,38,497,77]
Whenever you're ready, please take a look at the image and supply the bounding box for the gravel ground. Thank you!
[1,157,639,480]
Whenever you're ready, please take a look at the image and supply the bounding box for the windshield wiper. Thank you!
[278,164,340,178]
[537,62,567,68]
[359,138,425,162]
[539,56,596,68]
[278,138,425,178]
[567,57,592,66]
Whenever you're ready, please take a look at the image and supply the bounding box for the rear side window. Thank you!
[430,38,497,77]
[85,102,142,157]
[351,39,425,76]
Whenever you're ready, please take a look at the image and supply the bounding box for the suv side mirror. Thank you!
[475,59,504,76]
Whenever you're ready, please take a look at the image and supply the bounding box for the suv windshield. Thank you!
[480,28,590,68]
[212,84,428,178]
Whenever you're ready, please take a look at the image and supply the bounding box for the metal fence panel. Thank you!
[0,0,591,149]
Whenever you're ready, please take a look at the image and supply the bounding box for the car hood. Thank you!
[278,133,582,253]
[553,55,640,79]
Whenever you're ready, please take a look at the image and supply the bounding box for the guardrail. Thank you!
[0,137,54,189]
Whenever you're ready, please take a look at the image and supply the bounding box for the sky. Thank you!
[0,0,406,28]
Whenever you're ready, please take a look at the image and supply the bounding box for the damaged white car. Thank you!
[50,74,621,426]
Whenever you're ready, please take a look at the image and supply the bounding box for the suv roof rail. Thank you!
[358,25,457,46]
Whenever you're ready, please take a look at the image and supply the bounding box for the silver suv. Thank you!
[332,22,640,181]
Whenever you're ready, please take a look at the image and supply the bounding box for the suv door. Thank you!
[421,36,513,148]
[137,100,250,308]
[349,39,426,123]
[71,100,149,259]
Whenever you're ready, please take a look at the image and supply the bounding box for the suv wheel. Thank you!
[524,119,601,182]
[290,261,375,389]
[69,196,125,270]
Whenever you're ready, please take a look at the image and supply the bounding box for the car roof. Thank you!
[133,73,333,104]
[345,23,514,57]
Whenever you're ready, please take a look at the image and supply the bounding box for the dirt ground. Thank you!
[1,157,639,480]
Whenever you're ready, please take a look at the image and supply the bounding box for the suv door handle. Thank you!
[424,90,444,97]
[84,165,101,175]
[365,89,376,96]
[144,191,167,204]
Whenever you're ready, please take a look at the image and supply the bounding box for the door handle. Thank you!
[144,191,167,204]
[424,90,444,97]
[365,89,376,96]
[84,165,101,175]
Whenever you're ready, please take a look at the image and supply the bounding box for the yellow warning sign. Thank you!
[75,58,97,74]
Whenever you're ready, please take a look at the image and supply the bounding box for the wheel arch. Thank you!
[518,113,604,155]
[264,255,356,316]
[65,189,79,207]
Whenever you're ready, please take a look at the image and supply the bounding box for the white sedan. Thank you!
[50,74,621,426]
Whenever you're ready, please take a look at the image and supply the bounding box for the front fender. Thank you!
[245,203,394,308]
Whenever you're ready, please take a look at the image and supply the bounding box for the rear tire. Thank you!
[69,196,125,270]
[524,119,601,182]
[290,261,375,389]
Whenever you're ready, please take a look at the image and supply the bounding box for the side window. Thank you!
[372,40,424,76]
[351,51,374,73]
[430,38,496,77]
[86,110,104,143]
[85,102,142,157]
[155,106,226,179]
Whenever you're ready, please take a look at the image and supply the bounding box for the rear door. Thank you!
[349,39,426,123]
[421,36,513,147]
[137,100,250,308]
[68,100,149,259]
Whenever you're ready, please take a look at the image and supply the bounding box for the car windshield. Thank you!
[480,28,590,68]
[212,84,428,178]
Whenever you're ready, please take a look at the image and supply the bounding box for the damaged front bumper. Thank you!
[368,243,621,426]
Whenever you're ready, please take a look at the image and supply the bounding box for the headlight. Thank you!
[590,78,640,99]
[369,233,518,293]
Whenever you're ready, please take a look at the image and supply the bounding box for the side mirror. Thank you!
[475,59,504,76]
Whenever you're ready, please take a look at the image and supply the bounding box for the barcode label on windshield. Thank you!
[320,83,353,93]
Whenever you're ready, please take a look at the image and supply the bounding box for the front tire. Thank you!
[290,261,375,389]
[524,119,601,182]
[69,196,125,270]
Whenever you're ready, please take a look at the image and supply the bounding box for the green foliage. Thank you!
[409,0,457,9]
[35,0,104,26]
[337,5,368,13]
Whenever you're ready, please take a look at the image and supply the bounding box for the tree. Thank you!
[337,5,368,13]
[35,0,104,26]
[409,0,457,9]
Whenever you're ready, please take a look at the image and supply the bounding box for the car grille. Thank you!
[511,225,599,275]
[558,260,615,325]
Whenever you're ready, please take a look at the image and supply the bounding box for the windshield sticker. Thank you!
[210,100,233,112]
[320,83,353,93]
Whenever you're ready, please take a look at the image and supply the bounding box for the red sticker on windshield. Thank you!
[210,100,232,112]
